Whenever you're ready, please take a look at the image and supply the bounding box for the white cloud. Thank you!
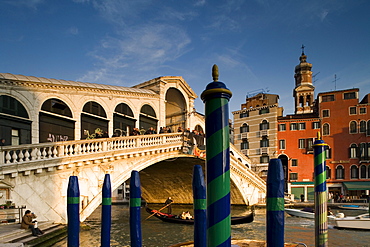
[67,27,79,35]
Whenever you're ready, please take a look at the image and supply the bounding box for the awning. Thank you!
[343,182,370,190]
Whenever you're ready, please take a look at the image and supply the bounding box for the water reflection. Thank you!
[53,205,370,247]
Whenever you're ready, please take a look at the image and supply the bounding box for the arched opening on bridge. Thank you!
[39,98,75,142]
[81,101,108,139]
[165,88,186,132]
[0,95,31,145]
[136,157,245,205]
[139,104,158,133]
[278,154,289,192]
[113,103,135,136]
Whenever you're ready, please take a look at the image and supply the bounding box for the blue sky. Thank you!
[1,0,370,116]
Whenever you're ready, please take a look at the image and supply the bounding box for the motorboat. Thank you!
[334,213,370,230]
[285,208,336,219]
[338,205,369,211]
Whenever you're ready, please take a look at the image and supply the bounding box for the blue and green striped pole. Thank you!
[266,158,285,247]
[130,170,142,247]
[193,165,206,247]
[313,132,328,247]
[101,174,112,247]
[201,64,232,247]
[67,176,80,247]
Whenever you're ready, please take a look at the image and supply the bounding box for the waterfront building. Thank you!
[232,92,283,180]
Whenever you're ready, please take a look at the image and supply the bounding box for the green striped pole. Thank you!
[193,164,206,247]
[201,64,232,247]
[313,132,328,247]
[67,176,80,247]
[101,174,112,247]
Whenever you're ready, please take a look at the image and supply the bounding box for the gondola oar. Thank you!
[144,202,173,220]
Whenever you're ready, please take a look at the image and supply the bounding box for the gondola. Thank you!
[145,206,254,225]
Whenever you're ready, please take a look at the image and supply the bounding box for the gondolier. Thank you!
[165,197,173,214]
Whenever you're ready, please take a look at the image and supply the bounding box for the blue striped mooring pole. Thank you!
[101,174,112,247]
[130,170,142,247]
[266,158,285,247]
[313,132,328,247]
[192,165,207,247]
[67,176,80,247]
[201,64,232,247]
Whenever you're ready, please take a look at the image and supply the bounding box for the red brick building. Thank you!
[276,51,370,201]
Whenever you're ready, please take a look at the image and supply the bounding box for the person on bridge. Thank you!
[165,197,173,214]
[21,210,40,236]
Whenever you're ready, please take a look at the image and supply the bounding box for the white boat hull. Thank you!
[334,214,370,230]
[285,208,336,220]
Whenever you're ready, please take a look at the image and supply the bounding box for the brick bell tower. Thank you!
[293,45,315,114]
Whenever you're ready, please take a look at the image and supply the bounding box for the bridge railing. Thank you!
[0,133,184,165]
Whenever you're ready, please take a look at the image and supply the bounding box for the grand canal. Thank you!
[53,204,370,247]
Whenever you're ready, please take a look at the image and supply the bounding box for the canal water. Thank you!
[53,205,370,247]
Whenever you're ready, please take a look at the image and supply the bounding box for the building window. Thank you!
[336,165,344,179]
[241,140,249,150]
[260,155,269,163]
[298,123,306,130]
[322,95,335,102]
[240,112,249,118]
[11,129,20,146]
[298,139,306,149]
[240,123,249,133]
[307,138,314,151]
[326,166,331,179]
[349,144,358,158]
[260,120,269,130]
[322,109,329,118]
[290,123,298,130]
[349,121,357,134]
[359,143,367,159]
[368,121,370,136]
[360,120,366,133]
[360,165,367,179]
[323,123,330,135]
[289,173,298,180]
[360,107,366,114]
[279,140,286,150]
[312,122,320,129]
[291,159,298,167]
[344,92,356,100]
[351,165,359,179]
[278,124,286,131]
[349,107,357,115]
[260,137,269,147]
[259,108,269,114]
[325,147,332,159]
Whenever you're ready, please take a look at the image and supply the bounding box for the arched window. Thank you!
[360,165,367,179]
[260,137,269,147]
[349,121,357,134]
[323,123,330,135]
[367,120,370,135]
[326,166,331,179]
[240,123,249,133]
[241,139,249,150]
[350,165,359,179]
[260,120,269,130]
[359,143,367,159]
[349,144,357,158]
[336,165,344,179]
[359,120,366,133]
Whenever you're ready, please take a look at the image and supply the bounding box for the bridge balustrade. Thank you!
[0,133,184,165]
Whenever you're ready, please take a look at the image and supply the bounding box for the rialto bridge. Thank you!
[0,73,266,224]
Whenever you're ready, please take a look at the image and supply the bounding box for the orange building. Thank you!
[276,51,370,201]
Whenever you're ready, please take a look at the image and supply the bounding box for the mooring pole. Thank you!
[266,158,285,247]
[130,170,142,247]
[201,64,232,247]
[101,174,112,247]
[67,176,80,247]
[193,165,207,247]
[313,132,328,247]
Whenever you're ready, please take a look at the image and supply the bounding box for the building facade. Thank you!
[232,93,283,179]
